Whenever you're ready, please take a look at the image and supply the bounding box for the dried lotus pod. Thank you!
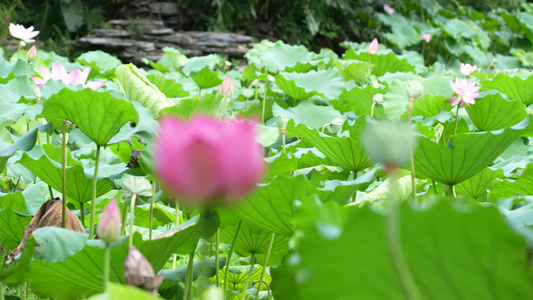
[10,198,84,257]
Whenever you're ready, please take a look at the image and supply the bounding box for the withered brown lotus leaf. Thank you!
[10,198,84,257]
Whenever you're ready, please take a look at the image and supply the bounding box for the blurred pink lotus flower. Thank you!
[446,78,481,108]
[366,38,379,55]
[9,23,39,44]
[460,63,478,76]
[154,115,264,205]
[124,246,163,295]
[384,4,395,15]
[422,33,432,43]
[32,63,105,90]
[26,45,37,61]
[98,198,121,244]
[218,75,233,97]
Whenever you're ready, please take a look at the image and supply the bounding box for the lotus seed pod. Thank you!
[405,80,424,100]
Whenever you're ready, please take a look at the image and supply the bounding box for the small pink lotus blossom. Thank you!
[366,38,379,55]
[384,4,395,15]
[26,45,37,61]
[9,23,39,44]
[422,33,432,43]
[460,63,478,76]
[32,63,105,90]
[218,75,233,97]
[154,115,265,205]
[98,199,121,244]
[446,78,481,108]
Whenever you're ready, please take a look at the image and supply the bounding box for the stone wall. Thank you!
[75,1,254,65]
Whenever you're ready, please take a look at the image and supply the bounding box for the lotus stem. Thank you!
[103,244,111,290]
[89,145,101,239]
[0,279,4,300]
[215,228,220,287]
[241,253,255,300]
[453,105,460,136]
[261,81,268,124]
[61,121,67,228]
[149,182,156,240]
[386,167,421,300]
[183,247,196,300]
[129,193,137,247]
[223,220,242,293]
[254,233,275,300]
[80,202,85,227]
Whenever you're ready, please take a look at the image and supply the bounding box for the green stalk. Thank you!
[387,169,421,300]
[407,97,417,202]
[261,81,268,124]
[0,279,4,300]
[129,193,137,247]
[215,228,220,287]
[48,185,54,198]
[61,121,67,228]
[223,221,242,293]
[89,145,101,239]
[103,245,111,290]
[254,233,275,300]
[80,202,85,228]
[453,105,460,136]
[121,203,128,235]
[281,132,286,154]
[240,253,255,300]
[183,248,196,300]
[149,182,156,240]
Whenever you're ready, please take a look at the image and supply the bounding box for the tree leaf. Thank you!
[286,200,533,300]
[287,118,374,172]
[275,69,344,101]
[481,72,533,105]
[413,117,529,185]
[39,88,139,146]
[466,93,527,131]
[17,153,113,204]
[115,64,175,116]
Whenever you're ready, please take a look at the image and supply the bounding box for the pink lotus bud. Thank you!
[366,38,379,55]
[97,198,121,244]
[422,33,432,43]
[26,45,37,61]
[384,4,395,15]
[218,75,233,97]
[124,246,163,295]
[154,115,265,206]
[459,63,478,76]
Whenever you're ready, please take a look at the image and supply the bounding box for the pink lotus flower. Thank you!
[98,199,121,244]
[446,78,481,108]
[154,115,264,205]
[32,63,105,90]
[218,75,233,97]
[366,38,379,55]
[422,33,432,43]
[384,4,395,15]
[460,63,478,76]
[26,45,37,61]
[9,23,39,44]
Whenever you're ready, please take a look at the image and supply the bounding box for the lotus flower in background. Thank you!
[460,63,478,76]
[422,33,432,43]
[154,115,264,205]
[9,23,39,44]
[124,246,163,295]
[26,45,37,61]
[446,78,481,108]
[218,75,233,97]
[384,4,395,15]
[32,63,105,90]
[98,199,121,244]
[366,38,379,55]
